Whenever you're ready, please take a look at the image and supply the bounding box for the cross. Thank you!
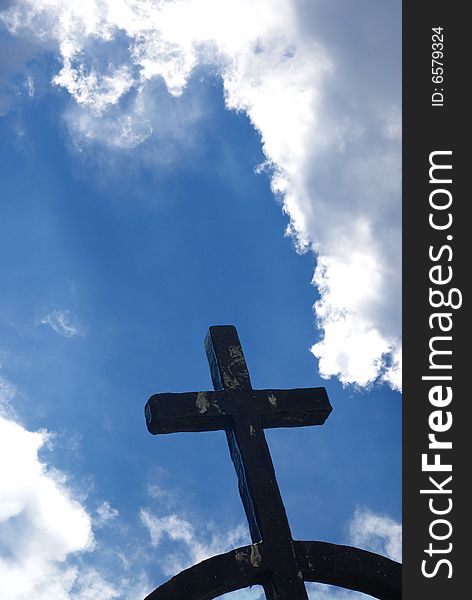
[145,325,332,599]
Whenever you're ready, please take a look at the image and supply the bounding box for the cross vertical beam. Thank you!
[205,326,308,599]
[145,325,333,599]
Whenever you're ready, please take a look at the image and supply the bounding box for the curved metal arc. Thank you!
[144,540,401,600]
[295,540,401,600]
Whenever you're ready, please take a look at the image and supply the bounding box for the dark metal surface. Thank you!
[144,325,401,599]
[143,541,401,600]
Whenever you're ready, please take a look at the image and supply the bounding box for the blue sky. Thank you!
[0,2,401,598]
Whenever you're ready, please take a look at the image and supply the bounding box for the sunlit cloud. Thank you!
[1,0,401,390]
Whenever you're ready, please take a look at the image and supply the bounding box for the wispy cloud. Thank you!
[348,507,402,563]
[141,508,265,598]
[140,509,249,576]
[2,0,401,390]
[95,501,119,528]
[0,374,18,418]
[39,309,85,338]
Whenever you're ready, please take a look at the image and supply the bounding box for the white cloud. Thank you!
[0,396,149,600]
[95,501,119,528]
[2,0,401,390]
[0,413,92,598]
[349,507,402,563]
[39,309,85,338]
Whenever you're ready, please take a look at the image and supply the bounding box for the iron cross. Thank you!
[144,326,401,599]
[145,325,331,599]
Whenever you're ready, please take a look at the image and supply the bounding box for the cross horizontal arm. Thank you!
[145,391,228,434]
[145,386,332,434]
[253,388,332,429]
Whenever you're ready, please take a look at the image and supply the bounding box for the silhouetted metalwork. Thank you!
[144,325,401,599]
